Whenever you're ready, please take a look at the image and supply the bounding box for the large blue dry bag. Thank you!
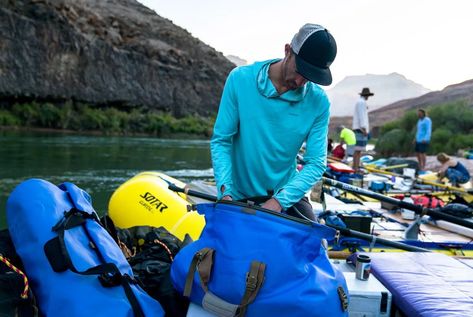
[171,202,349,317]
[6,179,164,317]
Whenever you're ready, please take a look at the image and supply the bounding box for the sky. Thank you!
[138,0,473,91]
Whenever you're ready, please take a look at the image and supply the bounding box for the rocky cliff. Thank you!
[0,0,235,117]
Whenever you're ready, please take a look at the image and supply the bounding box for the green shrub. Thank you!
[380,119,401,134]
[375,128,412,156]
[430,128,453,153]
[0,110,20,126]
[38,103,63,128]
[11,102,41,125]
[0,101,215,136]
[377,100,473,156]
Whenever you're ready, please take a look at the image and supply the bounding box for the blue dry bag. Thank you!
[171,202,349,317]
[6,179,164,317]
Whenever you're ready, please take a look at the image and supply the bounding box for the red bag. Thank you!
[332,144,345,160]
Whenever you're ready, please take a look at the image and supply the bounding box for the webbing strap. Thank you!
[49,209,145,317]
[183,248,213,297]
[237,261,266,317]
[184,248,265,317]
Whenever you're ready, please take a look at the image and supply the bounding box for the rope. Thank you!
[0,254,29,299]
[153,239,174,262]
[118,241,136,259]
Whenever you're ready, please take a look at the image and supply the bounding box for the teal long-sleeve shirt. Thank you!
[210,59,330,210]
[415,117,432,142]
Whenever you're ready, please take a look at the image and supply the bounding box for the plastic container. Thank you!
[355,254,371,281]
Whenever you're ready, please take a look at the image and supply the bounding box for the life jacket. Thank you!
[6,179,164,317]
[411,195,445,209]
[171,202,349,317]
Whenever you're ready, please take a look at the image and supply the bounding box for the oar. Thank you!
[167,183,430,253]
[329,225,429,252]
[167,182,218,202]
[380,163,409,171]
[323,177,473,230]
[365,165,472,192]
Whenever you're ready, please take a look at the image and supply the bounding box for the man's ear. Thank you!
[284,44,291,56]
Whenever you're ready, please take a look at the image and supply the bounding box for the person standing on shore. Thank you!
[352,88,374,172]
[413,109,432,171]
[210,23,337,220]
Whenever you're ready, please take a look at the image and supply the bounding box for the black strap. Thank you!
[48,209,145,317]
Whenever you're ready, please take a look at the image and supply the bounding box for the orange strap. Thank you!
[0,254,30,299]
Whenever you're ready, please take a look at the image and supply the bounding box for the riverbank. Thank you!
[0,102,214,137]
[0,125,210,140]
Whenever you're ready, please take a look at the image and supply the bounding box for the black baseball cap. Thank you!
[291,24,337,86]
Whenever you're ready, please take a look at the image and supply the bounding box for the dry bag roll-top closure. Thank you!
[44,207,147,316]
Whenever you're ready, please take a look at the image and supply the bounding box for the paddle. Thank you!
[365,165,473,194]
[323,177,473,230]
[167,183,430,253]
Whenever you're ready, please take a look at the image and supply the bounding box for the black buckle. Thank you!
[98,272,122,287]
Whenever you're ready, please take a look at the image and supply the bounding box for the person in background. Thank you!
[413,109,432,171]
[327,138,334,153]
[338,125,356,160]
[352,87,374,172]
[436,153,470,186]
[210,23,337,220]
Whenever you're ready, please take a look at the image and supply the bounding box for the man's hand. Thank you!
[261,198,282,212]
[220,185,232,201]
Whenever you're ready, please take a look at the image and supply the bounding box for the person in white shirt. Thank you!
[352,87,374,172]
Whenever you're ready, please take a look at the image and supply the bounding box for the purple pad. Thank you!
[365,252,473,317]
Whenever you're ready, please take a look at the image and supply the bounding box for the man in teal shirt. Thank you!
[210,24,337,220]
[413,109,432,170]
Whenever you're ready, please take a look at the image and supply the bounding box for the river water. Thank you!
[0,130,213,229]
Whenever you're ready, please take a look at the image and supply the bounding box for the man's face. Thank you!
[282,47,308,90]
[418,110,425,118]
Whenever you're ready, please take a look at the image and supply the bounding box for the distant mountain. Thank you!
[226,55,247,66]
[369,79,473,128]
[326,73,430,116]
[328,79,473,136]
